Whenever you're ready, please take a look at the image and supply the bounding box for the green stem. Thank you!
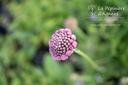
[73,48,102,71]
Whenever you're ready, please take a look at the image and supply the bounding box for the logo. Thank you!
[88,4,96,14]
[87,4,125,26]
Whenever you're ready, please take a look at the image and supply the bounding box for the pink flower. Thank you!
[49,28,77,60]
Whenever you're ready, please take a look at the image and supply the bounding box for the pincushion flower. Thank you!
[49,28,102,71]
[49,28,77,60]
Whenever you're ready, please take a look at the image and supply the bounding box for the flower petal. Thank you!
[61,55,68,60]
[71,34,76,40]
[69,45,73,49]
[52,56,61,60]
[65,28,71,32]
[66,50,73,56]
[72,41,77,48]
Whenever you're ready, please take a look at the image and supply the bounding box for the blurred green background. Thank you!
[0,0,128,85]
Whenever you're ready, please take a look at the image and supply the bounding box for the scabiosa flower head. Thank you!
[49,28,77,60]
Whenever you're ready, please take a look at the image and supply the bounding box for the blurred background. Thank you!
[0,0,128,85]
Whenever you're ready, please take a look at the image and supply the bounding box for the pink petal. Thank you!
[66,50,73,56]
[67,31,71,35]
[55,30,60,33]
[71,35,76,40]
[52,56,61,61]
[49,48,52,55]
[68,34,71,37]
[70,39,74,43]
[69,45,74,49]
[61,55,68,60]
[59,29,64,32]
[72,41,77,48]
[65,28,71,32]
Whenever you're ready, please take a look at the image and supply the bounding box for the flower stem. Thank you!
[73,48,102,71]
